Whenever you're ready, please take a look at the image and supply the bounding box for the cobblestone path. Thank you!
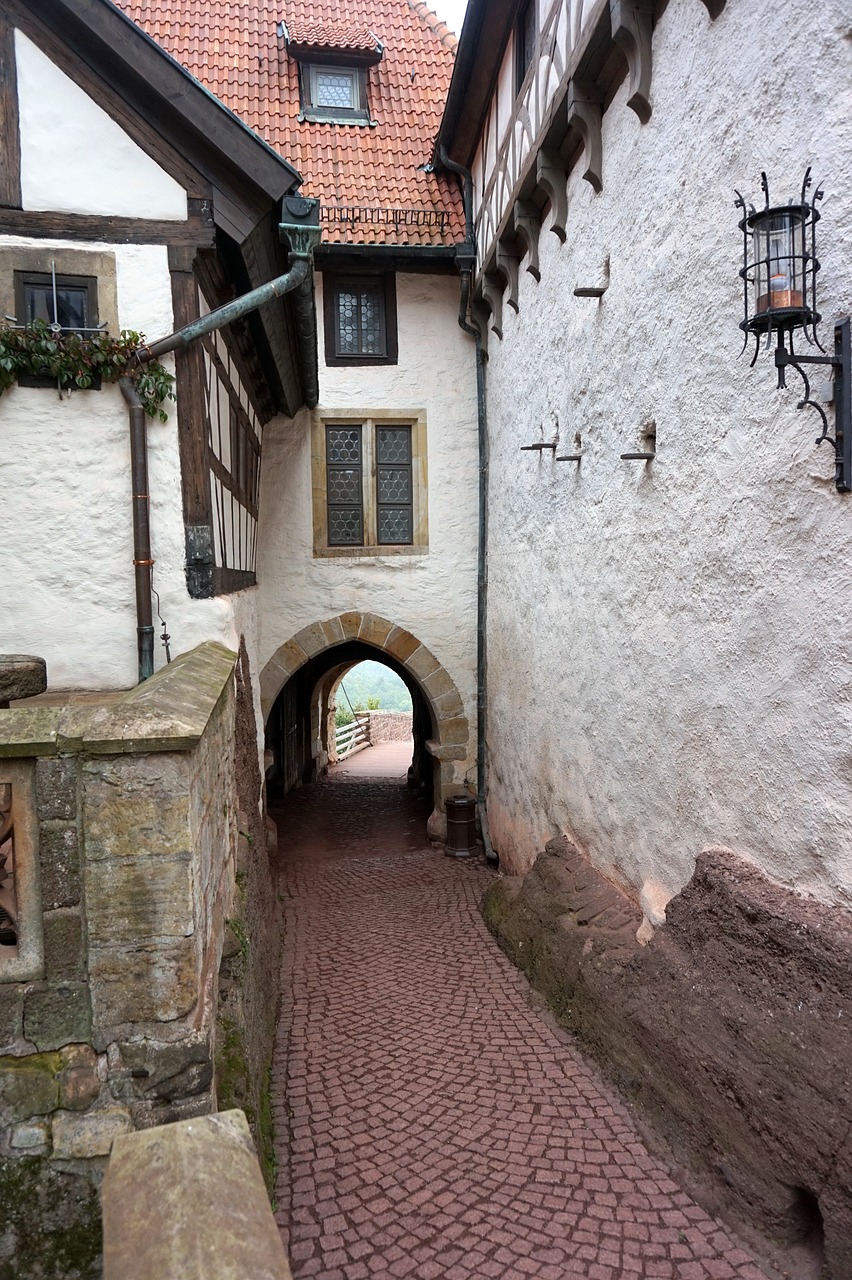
[272,777,773,1280]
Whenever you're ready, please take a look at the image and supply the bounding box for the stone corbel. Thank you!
[566,80,603,194]
[513,202,541,281]
[610,0,655,124]
[479,275,504,339]
[494,244,520,313]
[535,150,569,242]
[699,0,726,15]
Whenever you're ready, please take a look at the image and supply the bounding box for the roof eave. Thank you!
[26,0,303,215]
[435,0,519,170]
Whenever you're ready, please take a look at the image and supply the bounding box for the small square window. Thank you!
[302,63,370,124]
[14,271,98,334]
[12,271,100,389]
[323,273,398,366]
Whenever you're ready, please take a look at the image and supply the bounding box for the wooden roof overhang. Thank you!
[7,0,318,417]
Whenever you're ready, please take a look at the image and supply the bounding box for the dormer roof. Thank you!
[283,18,384,63]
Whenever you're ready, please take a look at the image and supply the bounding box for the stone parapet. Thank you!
[0,642,250,1277]
[102,1110,292,1280]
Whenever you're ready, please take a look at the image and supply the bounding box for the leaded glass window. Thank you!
[376,427,413,545]
[336,281,385,357]
[304,64,369,124]
[327,425,364,545]
[315,70,356,109]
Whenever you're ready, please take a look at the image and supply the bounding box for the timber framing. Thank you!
[437,0,728,347]
[0,207,215,247]
[0,18,22,209]
[10,0,302,242]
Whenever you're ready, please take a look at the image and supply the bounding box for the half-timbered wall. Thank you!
[199,303,265,592]
[0,24,257,689]
[471,0,600,272]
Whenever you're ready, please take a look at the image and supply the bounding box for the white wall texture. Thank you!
[256,273,479,754]
[15,30,187,221]
[480,0,852,907]
[0,239,243,692]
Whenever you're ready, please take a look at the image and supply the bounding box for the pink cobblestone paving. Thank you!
[271,777,774,1280]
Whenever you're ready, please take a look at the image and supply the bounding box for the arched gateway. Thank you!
[260,612,473,839]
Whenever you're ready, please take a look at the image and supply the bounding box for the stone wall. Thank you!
[0,643,279,1278]
[364,711,413,743]
[484,837,852,1279]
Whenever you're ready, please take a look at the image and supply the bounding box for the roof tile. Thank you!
[116,0,463,246]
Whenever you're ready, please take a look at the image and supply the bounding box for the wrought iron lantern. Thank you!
[736,169,851,492]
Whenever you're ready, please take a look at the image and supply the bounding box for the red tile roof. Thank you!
[116,0,463,247]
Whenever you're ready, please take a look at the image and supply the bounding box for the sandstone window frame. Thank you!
[0,759,44,984]
[0,247,119,338]
[311,408,428,559]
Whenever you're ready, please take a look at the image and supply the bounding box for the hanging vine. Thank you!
[0,321,175,421]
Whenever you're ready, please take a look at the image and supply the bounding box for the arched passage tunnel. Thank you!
[259,613,473,841]
[265,640,432,797]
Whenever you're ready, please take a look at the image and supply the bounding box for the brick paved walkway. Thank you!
[271,777,774,1280]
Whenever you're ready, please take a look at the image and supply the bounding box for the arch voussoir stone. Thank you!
[260,613,472,824]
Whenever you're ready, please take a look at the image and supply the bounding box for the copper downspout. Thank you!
[119,377,156,682]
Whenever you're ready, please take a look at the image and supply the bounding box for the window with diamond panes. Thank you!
[324,273,398,366]
[315,70,356,108]
[304,64,369,123]
[337,281,384,357]
[376,426,413,545]
[326,425,364,545]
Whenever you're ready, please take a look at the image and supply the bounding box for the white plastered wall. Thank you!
[481,0,852,906]
[15,30,187,220]
[0,235,251,690]
[256,273,479,764]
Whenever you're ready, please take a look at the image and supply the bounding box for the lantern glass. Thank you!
[753,209,805,317]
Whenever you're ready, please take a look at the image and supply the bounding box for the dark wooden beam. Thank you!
[168,246,215,599]
[6,0,210,201]
[0,206,215,245]
[0,18,22,209]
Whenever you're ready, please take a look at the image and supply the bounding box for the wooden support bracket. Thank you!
[566,80,604,194]
[494,244,520,313]
[513,202,542,281]
[479,276,504,339]
[535,150,570,242]
[610,0,655,124]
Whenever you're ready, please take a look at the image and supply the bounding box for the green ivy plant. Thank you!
[0,321,175,421]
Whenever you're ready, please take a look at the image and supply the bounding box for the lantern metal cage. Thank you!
[735,169,851,493]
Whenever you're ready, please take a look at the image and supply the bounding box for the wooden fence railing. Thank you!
[334,715,371,760]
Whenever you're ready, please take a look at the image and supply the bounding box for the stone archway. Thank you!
[260,613,472,839]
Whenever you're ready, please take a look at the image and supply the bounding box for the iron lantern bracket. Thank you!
[774,317,851,492]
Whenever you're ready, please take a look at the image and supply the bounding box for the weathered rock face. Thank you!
[484,837,852,1279]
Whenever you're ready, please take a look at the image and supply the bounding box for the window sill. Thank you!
[314,543,428,560]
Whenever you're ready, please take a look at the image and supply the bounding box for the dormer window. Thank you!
[282,18,383,126]
[303,64,369,124]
